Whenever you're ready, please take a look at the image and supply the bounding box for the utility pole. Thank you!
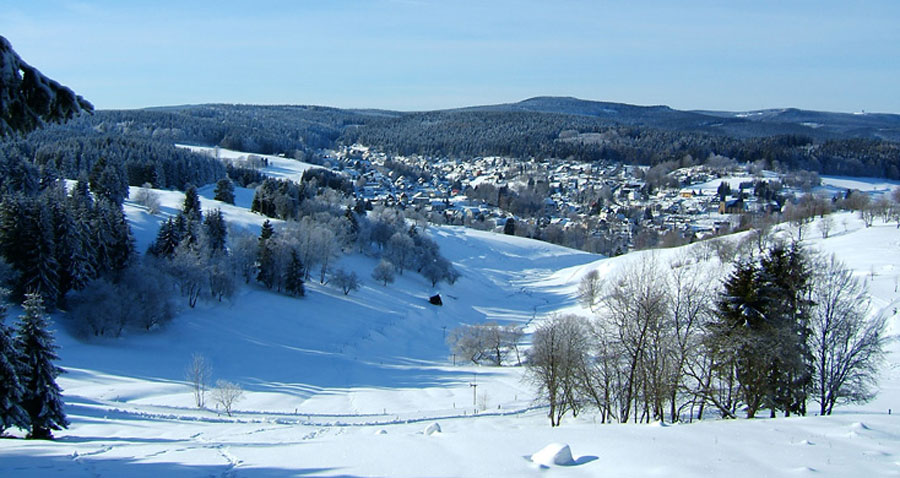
[469,373,478,408]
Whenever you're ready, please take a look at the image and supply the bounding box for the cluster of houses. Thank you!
[318,145,790,252]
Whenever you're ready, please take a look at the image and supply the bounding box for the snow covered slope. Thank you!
[2,187,899,476]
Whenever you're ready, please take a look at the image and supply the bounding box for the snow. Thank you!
[3,182,900,476]
[423,422,441,435]
[530,442,575,466]
[176,144,323,183]
[817,175,900,199]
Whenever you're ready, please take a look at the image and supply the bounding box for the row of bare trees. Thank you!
[527,242,887,426]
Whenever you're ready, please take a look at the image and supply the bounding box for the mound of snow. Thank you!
[424,422,441,436]
[531,443,575,466]
[850,422,870,430]
[375,429,388,435]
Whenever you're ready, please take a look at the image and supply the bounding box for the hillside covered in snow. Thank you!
[1,171,899,476]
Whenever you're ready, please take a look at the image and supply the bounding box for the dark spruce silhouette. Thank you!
[0,35,93,136]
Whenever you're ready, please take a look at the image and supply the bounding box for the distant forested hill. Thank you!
[9,97,900,180]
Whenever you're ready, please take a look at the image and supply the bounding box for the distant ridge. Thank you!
[451,96,900,141]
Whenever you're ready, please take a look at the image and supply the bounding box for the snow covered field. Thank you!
[176,144,323,183]
[2,178,900,476]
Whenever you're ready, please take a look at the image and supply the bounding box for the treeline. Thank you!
[524,239,887,426]
[0,177,134,312]
[86,105,369,155]
[18,104,899,182]
[1,126,228,190]
[343,110,900,179]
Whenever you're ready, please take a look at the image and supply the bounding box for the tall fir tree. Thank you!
[102,200,135,276]
[202,209,227,256]
[711,243,814,418]
[15,293,68,439]
[757,243,813,416]
[182,185,203,223]
[283,249,305,297]
[213,177,235,204]
[256,221,276,289]
[23,202,60,309]
[0,289,27,436]
[148,217,181,257]
[711,258,769,418]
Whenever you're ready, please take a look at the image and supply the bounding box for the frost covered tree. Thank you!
[211,380,243,417]
[371,260,396,286]
[810,255,887,415]
[0,290,27,435]
[132,184,161,215]
[15,293,68,439]
[331,268,360,295]
[448,322,523,366]
[166,243,207,308]
[385,232,414,275]
[421,256,452,287]
[227,228,258,284]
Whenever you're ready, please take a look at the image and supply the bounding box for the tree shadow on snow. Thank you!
[0,453,373,478]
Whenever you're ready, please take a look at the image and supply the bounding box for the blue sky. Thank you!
[2,0,898,113]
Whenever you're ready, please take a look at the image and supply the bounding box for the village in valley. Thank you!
[290,144,866,255]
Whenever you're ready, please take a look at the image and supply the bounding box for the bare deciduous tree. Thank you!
[211,379,243,417]
[599,256,669,423]
[577,269,602,311]
[447,322,523,366]
[186,353,212,408]
[817,215,834,239]
[525,314,590,426]
[810,254,888,415]
[332,268,360,295]
[860,204,876,227]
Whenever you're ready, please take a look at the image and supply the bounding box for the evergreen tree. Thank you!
[710,243,813,418]
[344,206,360,241]
[503,217,516,235]
[0,289,27,436]
[15,293,68,439]
[283,249,305,297]
[23,203,60,309]
[213,177,235,204]
[0,194,28,294]
[710,258,769,418]
[148,217,180,257]
[259,219,275,241]
[256,221,276,289]
[202,209,227,256]
[69,175,93,210]
[182,185,203,223]
[99,200,135,276]
[89,157,129,205]
[757,243,813,416]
